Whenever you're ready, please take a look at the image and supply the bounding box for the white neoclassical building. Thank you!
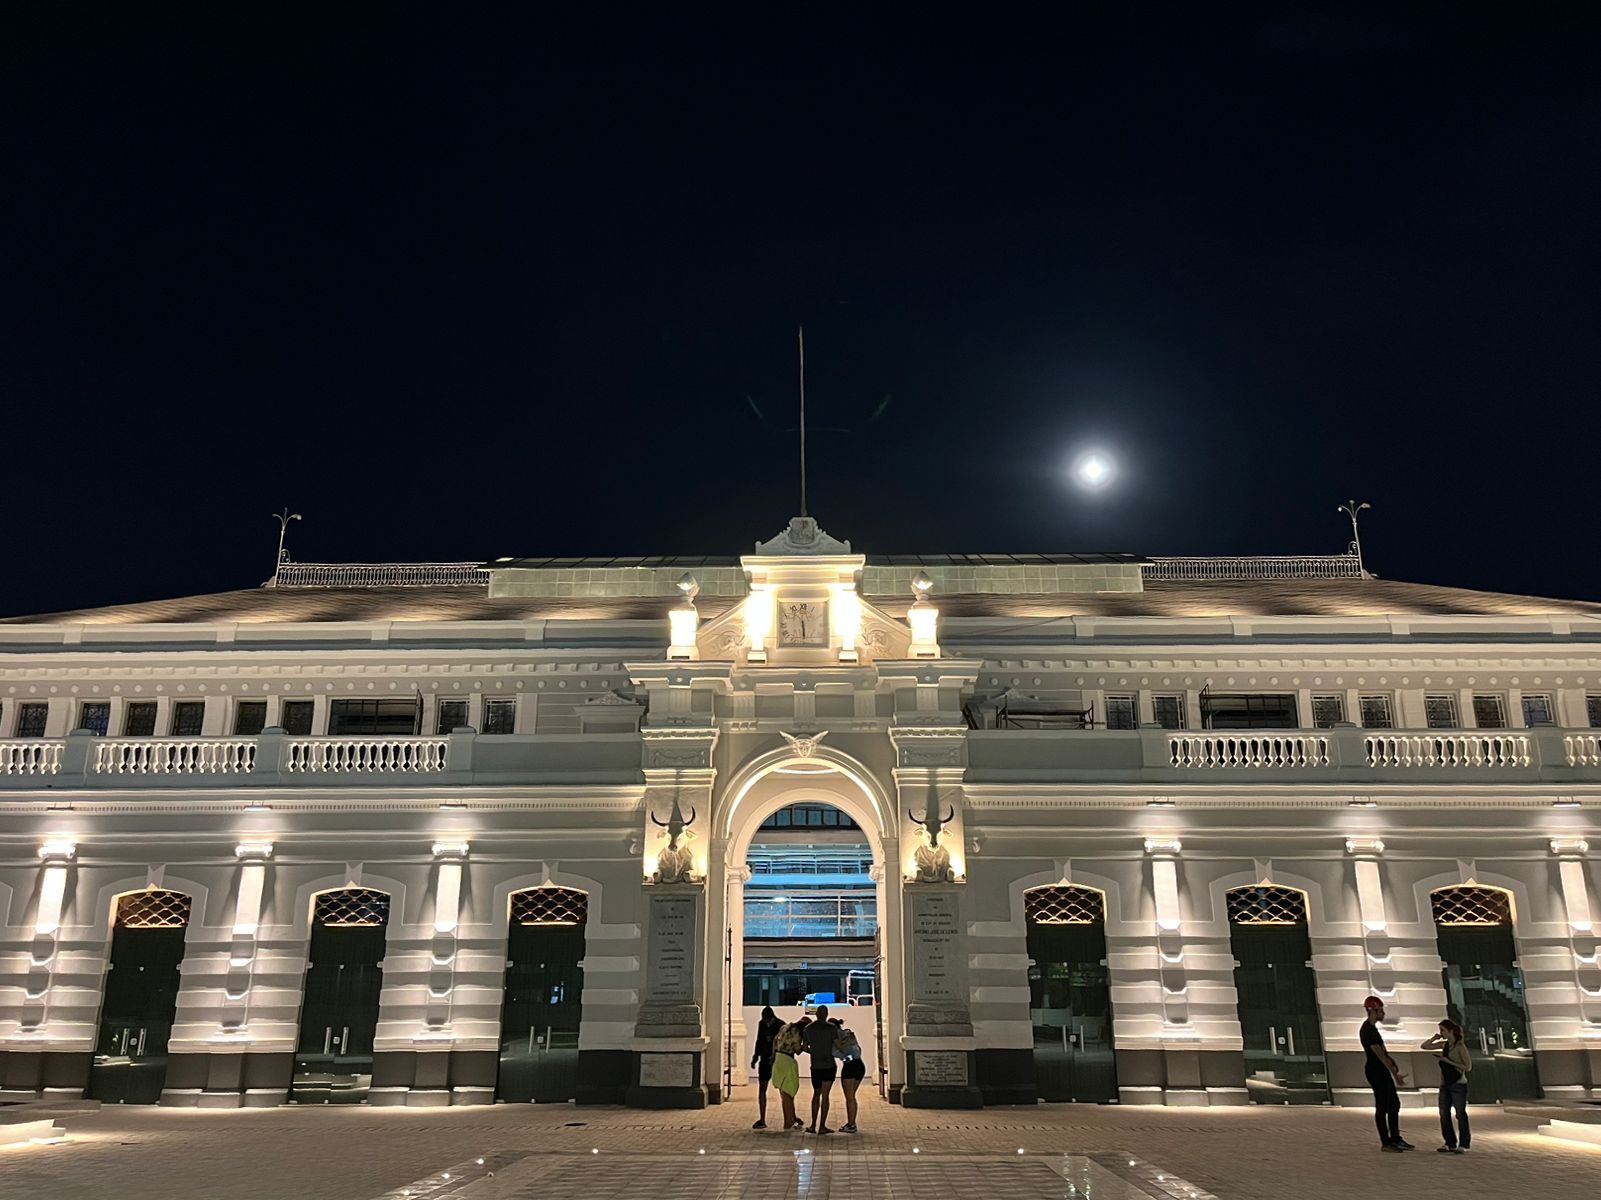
[1,515,1598,1111]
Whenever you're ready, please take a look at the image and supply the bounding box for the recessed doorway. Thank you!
[290,888,390,1104]
[497,887,588,1103]
[88,889,191,1104]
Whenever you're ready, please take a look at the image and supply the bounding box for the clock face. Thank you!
[778,601,829,647]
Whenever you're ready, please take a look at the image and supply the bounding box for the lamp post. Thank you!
[1337,500,1370,578]
[270,508,302,586]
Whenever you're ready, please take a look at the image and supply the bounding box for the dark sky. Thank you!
[5,4,1599,616]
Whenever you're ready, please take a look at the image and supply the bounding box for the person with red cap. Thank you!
[1361,995,1413,1151]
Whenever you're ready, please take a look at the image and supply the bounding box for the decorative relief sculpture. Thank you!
[780,729,830,758]
[909,794,958,883]
[650,796,699,884]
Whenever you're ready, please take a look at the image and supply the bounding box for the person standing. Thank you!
[804,1004,839,1134]
[1421,1019,1472,1153]
[771,1017,808,1131]
[750,1006,786,1129]
[831,1016,865,1134]
[1361,995,1413,1152]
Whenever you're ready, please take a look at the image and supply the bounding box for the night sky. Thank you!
[5,5,1599,617]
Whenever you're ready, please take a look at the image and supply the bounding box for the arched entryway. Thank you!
[497,886,589,1103]
[291,887,390,1104]
[715,745,899,1099]
[1225,885,1329,1104]
[1023,884,1117,1102]
[88,889,191,1104]
[1430,884,1539,1100]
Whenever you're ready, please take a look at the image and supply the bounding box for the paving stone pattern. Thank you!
[4,1092,1599,1200]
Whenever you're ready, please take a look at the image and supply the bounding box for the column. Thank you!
[724,863,751,1089]
[1551,838,1601,1095]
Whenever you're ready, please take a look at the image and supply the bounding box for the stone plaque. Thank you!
[647,893,697,1003]
[914,1050,969,1086]
[638,1052,695,1088]
[909,890,962,1004]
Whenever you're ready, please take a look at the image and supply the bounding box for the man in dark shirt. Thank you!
[1361,996,1413,1151]
[804,1004,840,1134]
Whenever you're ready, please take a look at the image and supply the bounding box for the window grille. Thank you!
[1152,695,1186,730]
[233,700,267,736]
[483,698,517,735]
[436,698,469,734]
[315,888,391,927]
[1226,885,1307,925]
[1425,695,1459,729]
[281,699,315,735]
[1472,695,1507,729]
[1024,885,1105,925]
[124,701,158,737]
[78,701,110,736]
[1311,695,1345,728]
[171,700,205,736]
[1430,886,1512,927]
[1359,695,1394,729]
[16,702,49,737]
[1588,695,1601,729]
[1104,694,1137,731]
[510,887,588,926]
[116,889,193,929]
[1520,694,1555,727]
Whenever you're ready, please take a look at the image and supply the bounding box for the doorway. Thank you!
[1430,886,1540,1101]
[1024,885,1118,1103]
[1226,885,1330,1104]
[291,888,389,1104]
[497,887,588,1103]
[740,802,881,1086]
[88,890,191,1104]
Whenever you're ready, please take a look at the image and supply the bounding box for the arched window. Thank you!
[1025,884,1105,925]
[1430,885,1513,927]
[116,889,193,929]
[314,888,391,928]
[510,887,589,926]
[1226,885,1308,926]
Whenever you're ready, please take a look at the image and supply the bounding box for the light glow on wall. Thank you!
[832,586,861,660]
[745,587,772,659]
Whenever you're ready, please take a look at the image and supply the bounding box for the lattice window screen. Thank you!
[1024,885,1105,925]
[511,887,588,926]
[1431,885,1512,927]
[117,889,192,929]
[1226,885,1308,925]
[315,888,391,928]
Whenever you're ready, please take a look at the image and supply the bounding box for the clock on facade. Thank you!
[778,601,829,647]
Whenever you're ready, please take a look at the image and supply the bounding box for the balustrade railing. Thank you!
[1169,733,1331,768]
[0,740,63,776]
[1564,734,1601,767]
[285,736,450,773]
[1365,733,1532,768]
[271,562,489,588]
[1144,554,1364,581]
[94,738,258,775]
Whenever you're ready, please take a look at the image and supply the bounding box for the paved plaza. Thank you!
[6,1092,1601,1200]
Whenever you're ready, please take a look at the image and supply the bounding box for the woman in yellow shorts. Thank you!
[770,1018,808,1130]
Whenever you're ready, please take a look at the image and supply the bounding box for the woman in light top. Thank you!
[831,1017,865,1134]
[769,1017,809,1131]
[1421,1019,1472,1153]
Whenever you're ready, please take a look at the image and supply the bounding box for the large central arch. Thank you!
[705,742,903,1100]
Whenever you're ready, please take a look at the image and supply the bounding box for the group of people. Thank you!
[750,1004,866,1135]
[1361,995,1474,1154]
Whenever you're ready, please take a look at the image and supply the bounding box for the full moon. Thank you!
[1072,451,1115,490]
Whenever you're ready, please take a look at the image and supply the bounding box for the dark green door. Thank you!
[1026,903,1117,1103]
[292,890,389,1104]
[88,892,190,1104]
[497,889,587,1102]
[1229,912,1330,1104]
[1436,923,1539,1101]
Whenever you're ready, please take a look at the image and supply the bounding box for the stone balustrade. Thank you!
[284,736,448,774]
[1364,732,1531,769]
[1169,732,1330,769]
[94,737,257,775]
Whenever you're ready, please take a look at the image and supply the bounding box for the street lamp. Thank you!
[270,508,302,585]
[1337,500,1371,578]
